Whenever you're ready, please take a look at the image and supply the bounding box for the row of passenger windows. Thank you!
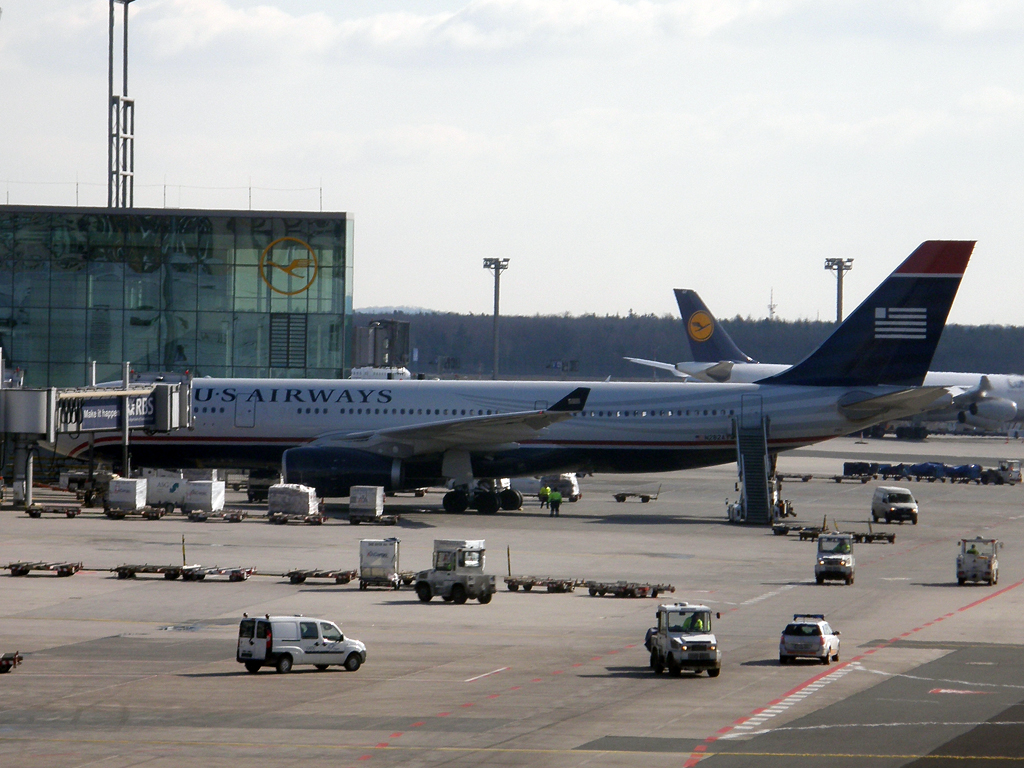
[194,406,735,417]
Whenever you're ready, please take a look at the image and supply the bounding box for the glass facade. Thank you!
[0,206,353,387]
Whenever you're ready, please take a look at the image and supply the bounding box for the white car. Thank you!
[237,614,366,674]
[779,614,840,665]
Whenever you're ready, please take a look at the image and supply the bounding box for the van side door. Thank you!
[297,620,322,663]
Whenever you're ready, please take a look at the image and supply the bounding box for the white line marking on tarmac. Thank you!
[465,666,511,683]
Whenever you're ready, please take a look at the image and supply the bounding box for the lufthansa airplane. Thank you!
[627,262,1022,432]
[61,241,972,511]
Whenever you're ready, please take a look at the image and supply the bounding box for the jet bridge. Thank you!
[0,360,192,506]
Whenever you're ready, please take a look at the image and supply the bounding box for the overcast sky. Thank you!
[2,1,1023,326]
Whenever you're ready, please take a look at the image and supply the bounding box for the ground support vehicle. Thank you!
[414,539,496,604]
[360,538,401,589]
[981,460,1021,485]
[285,568,357,585]
[237,614,366,674]
[246,469,281,502]
[647,603,722,677]
[848,523,896,544]
[779,614,841,665]
[267,483,325,525]
[613,485,661,503]
[815,534,856,585]
[60,470,117,507]
[872,486,919,524]
[957,538,1001,585]
[114,564,196,580]
[0,651,22,673]
[586,580,674,598]
[25,503,81,518]
[504,576,583,592]
[6,561,81,577]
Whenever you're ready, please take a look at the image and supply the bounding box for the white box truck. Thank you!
[359,538,401,590]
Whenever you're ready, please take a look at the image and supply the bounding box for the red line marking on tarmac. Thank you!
[389,733,402,738]
[460,703,475,708]
[531,678,542,682]
[681,576,1024,766]
[374,743,389,748]
[572,663,584,667]
[436,712,451,717]
[358,757,371,761]
[509,686,521,690]
[487,694,500,699]
[411,721,425,727]
[591,656,603,661]
[552,670,564,675]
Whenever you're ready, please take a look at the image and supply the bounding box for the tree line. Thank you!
[353,311,1024,379]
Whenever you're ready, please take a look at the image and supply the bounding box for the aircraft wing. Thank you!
[624,357,690,379]
[837,387,953,422]
[304,387,591,459]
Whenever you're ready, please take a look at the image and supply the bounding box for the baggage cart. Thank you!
[25,503,81,518]
[585,580,674,598]
[613,484,661,503]
[360,538,401,589]
[6,560,82,577]
[284,568,357,585]
[114,563,195,580]
[504,576,583,593]
[267,484,325,525]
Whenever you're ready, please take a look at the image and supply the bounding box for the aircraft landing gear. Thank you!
[442,490,469,513]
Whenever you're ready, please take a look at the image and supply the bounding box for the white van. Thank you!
[871,486,919,524]
[237,614,366,674]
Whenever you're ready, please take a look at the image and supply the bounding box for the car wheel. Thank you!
[833,650,840,662]
[478,591,492,604]
[244,661,262,673]
[911,515,918,525]
[275,655,293,674]
[958,577,966,585]
[315,664,329,671]
[650,650,664,674]
[822,653,831,665]
[667,657,681,677]
[707,668,721,678]
[816,575,824,585]
[415,583,432,602]
[344,654,362,672]
[779,655,789,665]
[451,584,468,605]
[508,583,519,591]
[993,571,999,585]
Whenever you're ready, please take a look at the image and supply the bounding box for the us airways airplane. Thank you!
[627,277,1023,432]
[59,241,972,512]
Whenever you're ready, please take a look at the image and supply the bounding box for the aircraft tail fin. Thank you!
[674,289,757,364]
[760,241,974,387]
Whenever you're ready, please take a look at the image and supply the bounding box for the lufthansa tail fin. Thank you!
[674,289,757,364]
[760,241,974,388]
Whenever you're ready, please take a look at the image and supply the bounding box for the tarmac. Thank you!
[1,434,1023,767]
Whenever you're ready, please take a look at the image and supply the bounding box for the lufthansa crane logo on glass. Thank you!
[259,237,319,296]
[688,311,714,342]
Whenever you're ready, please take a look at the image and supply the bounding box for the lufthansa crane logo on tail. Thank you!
[259,237,319,296]
[874,307,927,339]
[688,311,715,342]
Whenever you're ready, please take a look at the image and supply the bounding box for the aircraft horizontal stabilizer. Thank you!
[837,387,952,422]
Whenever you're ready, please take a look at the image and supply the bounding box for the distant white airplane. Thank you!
[59,241,973,509]
[627,284,1023,432]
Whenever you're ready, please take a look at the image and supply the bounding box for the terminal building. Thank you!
[0,206,354,388]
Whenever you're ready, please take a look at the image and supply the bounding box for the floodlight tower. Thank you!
[482,258,510,380]
[823,257,854,322]
[108,0,136,208]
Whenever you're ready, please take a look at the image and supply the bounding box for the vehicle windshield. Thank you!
[887,492,914,504]
[964,541,996,557]
[784,623,823,636]
[818,538,852,554]
[666,611,711,634]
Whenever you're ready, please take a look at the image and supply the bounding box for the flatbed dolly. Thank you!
[6,561,82,577]
[846,523,896,544]
[585,580,674,598]
[187,508,247,522]
[504,576,583,593]
[181,565,256,582]
[25,504,81,518]
[268,512,326,525]
[612,485,661,503]
[1,651,22,674]
[830,474,874,483]
[778,473,813,482]
[348,513,400,525]
[284,568,357,585]
[114,564,195,580]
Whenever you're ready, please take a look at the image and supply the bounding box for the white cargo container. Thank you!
[107,478,147,512]
[183,481,226,514]
[359,538,401,589]
[182,468,220,481]
[267,484,322,524]
[349,486,385,523]
[147,477,189,513]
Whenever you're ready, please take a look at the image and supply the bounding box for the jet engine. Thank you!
[957,398,1018,429]
[282,446,403,497]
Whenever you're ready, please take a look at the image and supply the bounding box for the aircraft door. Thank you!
[740,394,763,430]
[235,396,256,428]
